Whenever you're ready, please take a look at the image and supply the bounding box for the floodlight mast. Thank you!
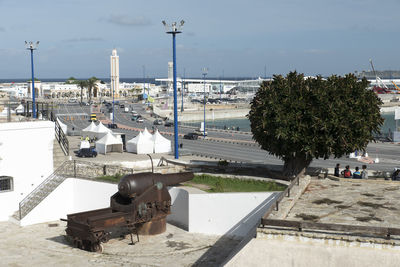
[25,41,39,118]
[163,20,184,159]
[202,68,208,138]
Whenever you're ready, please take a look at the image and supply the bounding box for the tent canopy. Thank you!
[126,132,154,154]
[95,132,123,154]
[152,129,172,153]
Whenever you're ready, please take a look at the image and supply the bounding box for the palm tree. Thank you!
[86,77,99,104]
[77,80,87,106]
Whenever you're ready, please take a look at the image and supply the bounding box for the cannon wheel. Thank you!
[91,242,103,253]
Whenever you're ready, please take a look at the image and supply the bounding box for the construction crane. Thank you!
[391,81,400,92]
[369,59,390,93]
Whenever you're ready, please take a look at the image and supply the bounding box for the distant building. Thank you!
[110,49,120,98]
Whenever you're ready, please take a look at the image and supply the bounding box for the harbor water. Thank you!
[182,112,396,134]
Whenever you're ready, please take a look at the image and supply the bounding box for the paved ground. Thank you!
[284,178,400,227]
[0,221,239,267]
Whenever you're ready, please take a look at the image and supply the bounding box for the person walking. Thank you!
[334,163,340,177]
[361,165,368,179]
[353,167,361,179]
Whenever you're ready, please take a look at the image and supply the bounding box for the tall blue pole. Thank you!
[112,77,115,124]
[172,33,179,159]
[30,49,36,118]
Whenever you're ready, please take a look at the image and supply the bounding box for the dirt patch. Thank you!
[335,205,352,209]
[357,201,396,210]
[355,214,383,222]
[313,198,343,205]
[295,213,320,222]
[361,193,375,197]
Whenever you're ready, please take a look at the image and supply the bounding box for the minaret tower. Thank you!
[110,49,120,97]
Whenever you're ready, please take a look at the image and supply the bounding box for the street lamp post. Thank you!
[202,68,208,138]
[163,20,184,159]
[25,41,39,118]
[111,76,115,124]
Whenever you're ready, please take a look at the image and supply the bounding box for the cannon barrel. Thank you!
[118,172,194,198]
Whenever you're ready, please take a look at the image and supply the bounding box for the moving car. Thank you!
[90,113,97,122]
[183,132,199,140]
[136,117,144,123]
[153,119,164,125]
[194,129,207,136]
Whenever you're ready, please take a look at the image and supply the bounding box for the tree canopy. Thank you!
[248,71,383,177]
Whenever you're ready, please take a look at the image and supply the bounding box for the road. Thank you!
[54,101,400,173]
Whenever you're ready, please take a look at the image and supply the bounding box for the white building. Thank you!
[0,121,55,221]
[110,49,120,98]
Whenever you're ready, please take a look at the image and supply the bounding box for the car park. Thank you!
[183,132,199,140]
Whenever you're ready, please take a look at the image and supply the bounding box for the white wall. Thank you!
[0,121,55,221]
[167,187,189,230]
[20,178,117,226]
[168,188,277,238]
[189,192,276,237]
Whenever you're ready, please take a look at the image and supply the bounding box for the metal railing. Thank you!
[18,160,135,220]
[54,117,69,155]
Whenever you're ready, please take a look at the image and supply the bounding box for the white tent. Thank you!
[143,127,153,140]
[15,104,24,115]
[92,122,112,139]
[126,132,154,154]
[95,132,123,154]
[79,140,90,149]
[56,118,68,134]
[152,130,172,153]
[82,121,97,138]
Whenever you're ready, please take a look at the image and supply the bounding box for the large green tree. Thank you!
[248,71,383,178]
[86,77,99,103]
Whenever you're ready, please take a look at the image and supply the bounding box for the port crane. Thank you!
[369,59,390,94]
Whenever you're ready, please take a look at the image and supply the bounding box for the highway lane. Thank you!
[54,102,400,172]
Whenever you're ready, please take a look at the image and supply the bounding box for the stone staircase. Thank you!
[17,161,73,220]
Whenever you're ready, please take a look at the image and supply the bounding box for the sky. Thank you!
[0,0,399,79]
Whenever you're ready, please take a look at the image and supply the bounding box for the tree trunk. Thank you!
[283,155,312,179]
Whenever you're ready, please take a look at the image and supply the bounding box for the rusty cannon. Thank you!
[63,172,194,252]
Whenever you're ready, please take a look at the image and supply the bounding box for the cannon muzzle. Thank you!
[118,172,194,198]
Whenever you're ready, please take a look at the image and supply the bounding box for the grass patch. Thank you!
[295,213,320,222]
[312,198,343,205]
[96,173,124,183]
[186,174,286,193]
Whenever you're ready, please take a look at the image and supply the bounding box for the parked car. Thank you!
[153,119,164,125]
[183,132,199,140]
[77,148,98,158]
[107,123,118,129]
[164,121,174,127]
